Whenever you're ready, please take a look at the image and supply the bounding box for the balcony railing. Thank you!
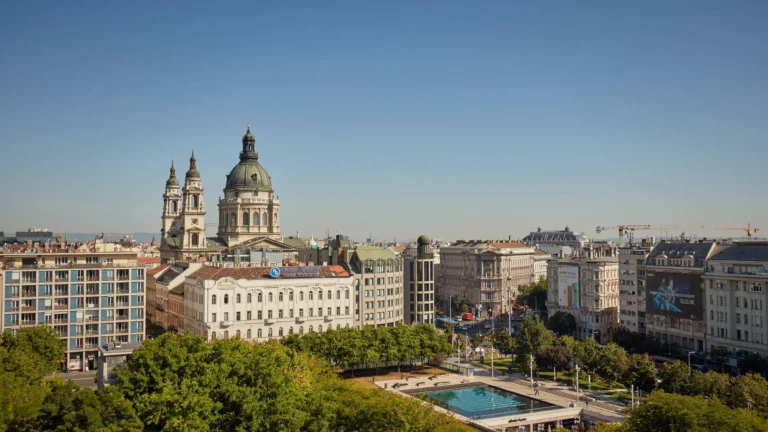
[54,304,68,310]
[116,302,130,308]
[116,328,130,334]
[8,307,19,312]
[116,316,129,321]
[117,288,130,294]
[324,316,334,323]
[21,291,36,298]
[86,330,99,336]
[21,320,36,326]
[85,316,99,322]
[220,321,233,327]
[85,344,99,349]
[54,277,68,283]
[21,306,35,312]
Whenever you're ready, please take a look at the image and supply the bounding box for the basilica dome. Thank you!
[224,125,272,191]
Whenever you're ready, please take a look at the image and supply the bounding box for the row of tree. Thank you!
[281,323,453,374]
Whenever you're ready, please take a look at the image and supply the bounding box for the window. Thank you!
[318,325,322,332]
[279,327,283,337]
[327,307,332,316]
[237,294,241,303]
[212,295,217,305]
[289,292,294,301]
[299,292,304,301]
[336,307,341,315]
[247,311,252,320]
[327,290,332,300]
[336,290,341,300]
[309,325,313,333]
[345,306,349,315]
[268,328,273,337]
[268,293,273,302]
[247,329,251,339]
[345,290,349,299]
[224,294,229,304]
[191,233,199,246]
[258,310,263,320]
[243,212,249,226]
[224,312,229,321]
[309,309,313,317]
[299,309,304,317]
[309,291,313,300]
[279,310,283,319]
[212,313,217,322]
[236,312,241,321]
[211,332,217,340]
[289,309,294,318]
[268,310,273,319]
[289,327,293,334]
[279,292,283,302]
[236,330,241,338]
[262,212,268,226]
[257,329,262,338]
[318,308,322,316]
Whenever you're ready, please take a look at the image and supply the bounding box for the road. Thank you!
[55,370,97,388]
[452,316,523,340]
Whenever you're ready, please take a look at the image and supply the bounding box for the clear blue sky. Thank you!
[1,1,766,242]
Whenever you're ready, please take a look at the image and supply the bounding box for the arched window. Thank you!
[211,295,217,305]
[279,327,283,337]
[318,324,322,332]
[243,212,250,226]
[230,213,236,226]
[318,290,323,300]
[246,329,251,339]
[268,328,273,337]
[268,293,273,302]
[274,212,278,224]
[171,200,177,212]
[236,294,241,303]
[262,212,268,226]
[345,323,349,329]
[257,293,262,302]
[299,326,304,335]
[191,195,198,208]
[247,293,252,303]
[289,327,294,334]
[236,330,241,338]
[309,291,313,300]
[336,290,340,300]
[327,290,332,300]
[336,324,341,330]
[387,259,394,272]
[224,330,229,338]
[289,292,294,301]
[211,331,217,340]
[257,329,262,338]
[345,290,350,299]
[309,325,313,333]
[279,292,283,302]
[224,294,229,304]
[191,233,199,246]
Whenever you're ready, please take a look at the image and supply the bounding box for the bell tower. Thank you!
[180,151,206,250]
[161,161,181,242]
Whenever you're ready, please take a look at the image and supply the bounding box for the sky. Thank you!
[1,1,767,243]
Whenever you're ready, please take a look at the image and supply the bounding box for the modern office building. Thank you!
[182,265,355,340]
[703,242,768,358]
[546,256,619,343]
[404,235,435,325]
[437,240,537,318]
[1,245,146,371]
[618,242,653,334]
[642,240,716,353]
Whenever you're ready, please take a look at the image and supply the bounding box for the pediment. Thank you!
[231,236,298,251]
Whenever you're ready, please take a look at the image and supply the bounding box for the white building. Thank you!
[618,243,653,334]
[704,242,768,358]
[546,257,619,343]
[404,235,436,325]
[183,265,355,341]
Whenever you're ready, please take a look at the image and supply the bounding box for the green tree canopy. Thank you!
[535,346,573,371]
[493,330,515,355]
[1,326,65,377]
[514,317,554,365]
[622,354,657,392]
[595,343,628,387]
[658,361,693,395]
[548,311,577,336]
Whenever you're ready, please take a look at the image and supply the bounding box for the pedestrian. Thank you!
[534,381,540,395]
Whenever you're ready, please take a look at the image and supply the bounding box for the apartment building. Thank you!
[183,265,355,340]
[1,246,146,371]
[404,235,435,325]
[437,240,537,318]
[703,242,768,357]
[546,257,619,343]
[642,241,715,353]
[147,262,202,334]
[618,242,653,334]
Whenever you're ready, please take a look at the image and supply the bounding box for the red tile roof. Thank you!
[147,264,170,277]
[138,257,161,263]
[190,265,351,281]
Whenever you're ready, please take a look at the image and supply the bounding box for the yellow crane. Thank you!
[716,223,760,237]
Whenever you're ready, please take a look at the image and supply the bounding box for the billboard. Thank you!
[645,271,703,319]
[557,266,579,308]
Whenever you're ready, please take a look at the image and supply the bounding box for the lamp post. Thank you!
[508,287,512,335]
[449,295,452,321]
[688,351,695,368]
[575,364,581,404]
[530,354,534,387]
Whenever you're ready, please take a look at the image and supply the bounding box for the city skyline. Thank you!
[1,2,767,240]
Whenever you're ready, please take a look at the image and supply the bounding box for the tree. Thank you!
[572,338,601,373]
[548,312,577,336]
[658,361,693,395]
[535,346,572,371]
[1,326,65,375]
[622,354,657,392]
[493,330,515,356]
[430,353,446,376]
[516,277,547,314]
[613,327,643,353]
[624,391,768,432]
[728,373,768,418]
[595,343,628,387]
[710,346,730,373]
[470,333,485,351]
[514,317,554,366]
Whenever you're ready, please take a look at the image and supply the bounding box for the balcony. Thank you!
[86,303,99,309]
[54,277,68,283]
[117,287,130,294]
[21,291,36,298]
[53,318,68,324]
[265,318,276,325]
[116,302,130,308]
[324,316,334,323]
[220,321,233,327]
[85,330,99,336]
[116,327,130,334]
[116,315,129,321]
[54,304,68,310]
[21,306,35,312]
[21,320,36,326]
[85,343,99,349]
[85,316,99,322]
[86,276,99,282]
[73,331,84,337]
[296,316,306,323]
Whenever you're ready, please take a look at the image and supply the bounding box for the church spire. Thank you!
[186,150,200,179]
[166,160,179,187]
[241,123,257,160]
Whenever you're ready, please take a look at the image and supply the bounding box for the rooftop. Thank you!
[190,265,351,280]
[646,241,715,260]
[708,242,768,262]
[147,264,170,277]
[98,342,142,356]
[550,256,619,264]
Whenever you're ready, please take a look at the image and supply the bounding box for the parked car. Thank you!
[461,312,474,320]
[483,323,492,329]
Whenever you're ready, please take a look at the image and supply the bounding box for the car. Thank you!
[483,324,492,329]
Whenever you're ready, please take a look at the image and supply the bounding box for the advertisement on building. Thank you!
[645,271,702,319]
[557,266,579,308]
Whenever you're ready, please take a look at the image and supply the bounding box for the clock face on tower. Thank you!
[170,220,180,234]
[192,218,199,225]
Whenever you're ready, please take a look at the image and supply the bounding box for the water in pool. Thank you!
[417,385,558,419]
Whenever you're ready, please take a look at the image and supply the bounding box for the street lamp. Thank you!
[507,287,512,335]
[574,364,581,404]
[529,354,534,387]
[688,351,695,368]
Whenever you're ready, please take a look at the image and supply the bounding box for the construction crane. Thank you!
[96,232,132,240]
[657,225,681,239]
[716,223,760,238]
[595,225,652,244]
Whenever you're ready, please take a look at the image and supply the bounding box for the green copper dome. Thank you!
[417,234,431,245]
[225,160,272,191]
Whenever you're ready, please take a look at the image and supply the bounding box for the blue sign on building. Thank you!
[269,267,281,278]
[269,266,322,278]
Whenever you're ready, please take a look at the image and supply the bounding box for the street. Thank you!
[55,370,97,388]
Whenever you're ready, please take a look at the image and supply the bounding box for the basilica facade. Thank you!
[159,126,293,263]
